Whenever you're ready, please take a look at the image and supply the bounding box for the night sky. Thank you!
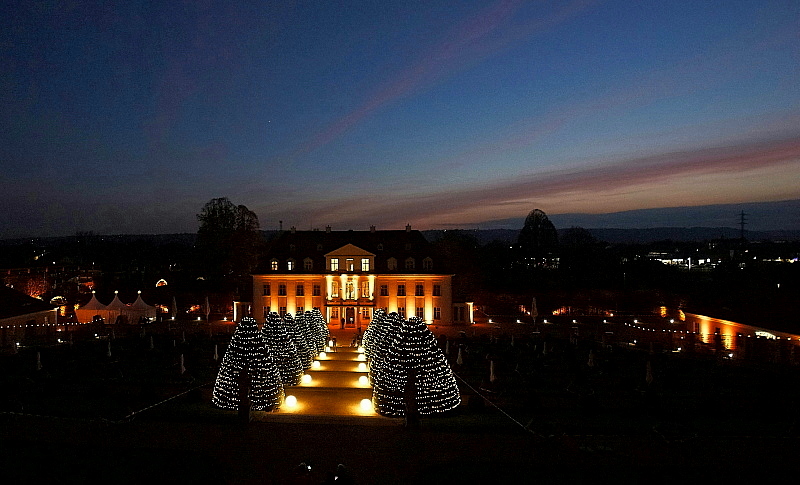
[2,1,798,238]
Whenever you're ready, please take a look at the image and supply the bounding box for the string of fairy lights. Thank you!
[211,309,330,411]
[262,312,303,386]
[367,313,461,417]
[211,316,284,411]
[366,312,404,386]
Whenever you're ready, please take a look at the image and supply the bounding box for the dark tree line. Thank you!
[432,208,799,330]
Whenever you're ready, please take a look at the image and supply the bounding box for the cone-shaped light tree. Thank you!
[311,308,328,352]
[367,312,406,385]
[294,312,317,362]
[211,317,284,411]
[372,317,461,417]
[289,312,314,369]
[263,312,303,386]
[362,309,387,358]
[306,311,328,355]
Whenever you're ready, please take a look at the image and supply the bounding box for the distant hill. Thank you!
[580,227,800,244]
[475,199,800,233]
[3,225,797,252]
[422,227,800,245]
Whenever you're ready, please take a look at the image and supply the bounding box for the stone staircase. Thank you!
[267,344,391,424]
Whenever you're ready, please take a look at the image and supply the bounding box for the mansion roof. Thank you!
[254,229,449,275]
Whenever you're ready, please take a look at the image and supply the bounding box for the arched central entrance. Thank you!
[345,307,355,328]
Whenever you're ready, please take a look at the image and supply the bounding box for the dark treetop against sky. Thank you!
[1,0,799,238]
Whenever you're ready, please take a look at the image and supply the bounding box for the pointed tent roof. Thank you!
[81,292,107,311]
[105,292,127,311]
[130,292,154,310]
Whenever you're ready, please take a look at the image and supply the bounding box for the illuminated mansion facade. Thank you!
[251,226,472,328]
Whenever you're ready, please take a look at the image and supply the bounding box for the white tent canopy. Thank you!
[77,290,157,324]
[124,292,156,322]
[76,292,110,323]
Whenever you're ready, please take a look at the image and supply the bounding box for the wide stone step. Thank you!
[310,359,370,373]
[276,386,377,417]
[317,349,366,361]
[295,370,371,388]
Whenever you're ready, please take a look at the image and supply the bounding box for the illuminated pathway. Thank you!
[269,341,384,421]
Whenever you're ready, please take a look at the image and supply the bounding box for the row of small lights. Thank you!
[1,316,233,330]
[624,322,795,341]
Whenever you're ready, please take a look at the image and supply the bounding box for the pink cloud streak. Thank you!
[304,136,800,228]
[288,0,597,160]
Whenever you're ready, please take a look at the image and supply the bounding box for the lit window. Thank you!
[296,284,304,296]
[380,285,388,296]
[278,284,287,296]
[397,284,405,296]
[415,284,424,296]
[434,307,441,320]
[313,284,321,296]
[361,281,370,298]
[287,259,295,271]
[361,258,370,271]
[330,258,339,271]
[416,307,424,319]
[405,258,415,270]
[346,258,354,271]
[271,259,279,271]
[433,284,441,296]
[362,308,370,318]
[331,281,339,298]
[262,284,270,296]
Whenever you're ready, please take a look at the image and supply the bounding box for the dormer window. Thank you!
[303,258,313,270]
[271,259,279,271]
[317,244,323,251]
[377,244,384,251]
[287,259,295,271]
[405,257,415,270]
[423,257,433,270]
[289,244,296,251]
[387,257,397,271]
